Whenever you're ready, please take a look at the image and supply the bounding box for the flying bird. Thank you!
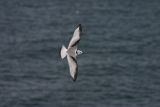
[60,24,83,81]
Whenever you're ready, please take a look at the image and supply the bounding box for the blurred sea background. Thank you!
[0,0,160,107]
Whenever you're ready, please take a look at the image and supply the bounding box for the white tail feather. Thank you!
[60,45,67,59]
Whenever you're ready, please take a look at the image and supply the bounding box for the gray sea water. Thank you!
[0,0,160,107]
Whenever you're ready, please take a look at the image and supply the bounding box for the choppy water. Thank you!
[0,0,160,107]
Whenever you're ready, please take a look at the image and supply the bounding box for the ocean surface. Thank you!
[0,0,160,107]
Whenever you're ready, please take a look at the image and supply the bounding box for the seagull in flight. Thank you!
[60,24,83,81]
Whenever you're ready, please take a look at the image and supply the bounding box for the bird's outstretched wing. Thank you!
[67,55,78,81]
[68,24,82,48]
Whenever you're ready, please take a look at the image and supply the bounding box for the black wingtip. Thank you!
[72,73,78,82]
[73,68,78,82]
[72,78,77,82]
[78,24,82,32]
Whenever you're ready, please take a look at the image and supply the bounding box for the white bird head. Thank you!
[76,50,83,55]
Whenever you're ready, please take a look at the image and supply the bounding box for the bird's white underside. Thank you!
[68,27,80,48]
[67,55,77,80]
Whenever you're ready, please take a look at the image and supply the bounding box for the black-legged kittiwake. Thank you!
[60,24,83,81]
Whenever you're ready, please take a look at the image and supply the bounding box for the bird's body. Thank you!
[67,46,77,58]
[67,46,83,58]
[60,24,83,81]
